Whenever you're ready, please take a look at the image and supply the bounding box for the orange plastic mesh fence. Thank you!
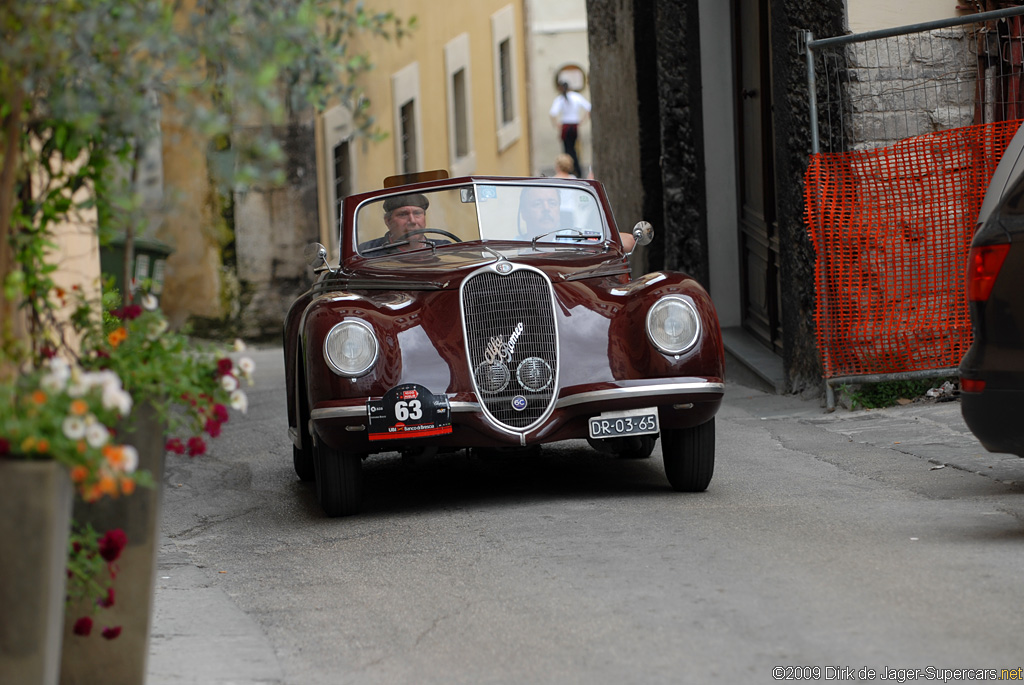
[804,119,1022,380]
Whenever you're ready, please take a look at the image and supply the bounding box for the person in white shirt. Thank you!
[549,81,592,178]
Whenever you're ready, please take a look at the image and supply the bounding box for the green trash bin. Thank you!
[99,234,174,302]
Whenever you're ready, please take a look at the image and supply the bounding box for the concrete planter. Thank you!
[0,459,74,685]
[59,402,166,685]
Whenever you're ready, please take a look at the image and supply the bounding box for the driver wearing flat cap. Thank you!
[360,193,439,253]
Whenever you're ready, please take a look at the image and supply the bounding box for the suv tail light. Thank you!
[966,243,1010,302]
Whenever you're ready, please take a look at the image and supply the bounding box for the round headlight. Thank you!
[646,296,701,355]
[324,320,378,377]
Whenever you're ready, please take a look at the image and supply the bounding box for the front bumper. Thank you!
[308,377,724,451]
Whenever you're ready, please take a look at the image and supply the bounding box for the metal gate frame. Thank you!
[802,5,1024,409]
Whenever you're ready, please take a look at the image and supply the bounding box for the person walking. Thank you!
[549,81,591,178]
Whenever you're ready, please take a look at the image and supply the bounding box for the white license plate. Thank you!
[588,408,660,439]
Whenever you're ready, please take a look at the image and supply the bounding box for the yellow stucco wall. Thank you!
[334,1,531,193]
[847,0,973,32]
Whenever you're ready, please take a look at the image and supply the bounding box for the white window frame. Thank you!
[445,33,476,176]
[391,62,424,174]
[321,104,356,256]
[491,5,522,151]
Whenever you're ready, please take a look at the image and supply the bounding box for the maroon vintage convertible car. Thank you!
[284,173,725,516]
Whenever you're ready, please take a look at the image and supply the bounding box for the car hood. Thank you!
[337,243,630,287]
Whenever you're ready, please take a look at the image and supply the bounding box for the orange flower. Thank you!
[120,479,136,496]
[76,440,87,454]
[70,466,88,483]
[31,390,47,405]
[36,438,50,453]
[103,444,125,468]
[97,475,118,497]
[70,399,89,416]
[108,327,128,348]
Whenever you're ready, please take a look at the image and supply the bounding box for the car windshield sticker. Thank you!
[483,322,524,365]
[476,185,497,201]
[367,383,452,441]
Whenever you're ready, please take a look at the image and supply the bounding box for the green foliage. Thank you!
[1,0,412,357]
[842,377,955,410]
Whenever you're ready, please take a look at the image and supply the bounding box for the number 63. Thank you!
[395,399,423,421]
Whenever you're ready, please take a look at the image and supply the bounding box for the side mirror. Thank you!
[631,221,654,250]
[303,242,333,273]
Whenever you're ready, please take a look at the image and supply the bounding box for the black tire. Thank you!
[661,418,715,492]
[314,441,363,517]
[293,443,315,482]
[293,365,315,481]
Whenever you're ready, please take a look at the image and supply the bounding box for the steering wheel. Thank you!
[398,228,463,243]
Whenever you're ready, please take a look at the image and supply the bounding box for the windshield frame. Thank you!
[350,180,611,259]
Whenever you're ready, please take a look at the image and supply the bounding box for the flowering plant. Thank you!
[66,523,128,640]
[71,288,254,456]
[0,356,148,501]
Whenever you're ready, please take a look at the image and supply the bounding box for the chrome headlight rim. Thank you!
[323,319,379,377]
[645,295,701,355]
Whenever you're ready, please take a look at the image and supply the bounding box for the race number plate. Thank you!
[367,384,452,442]
[588,407,660,439]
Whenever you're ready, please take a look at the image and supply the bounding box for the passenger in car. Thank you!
[518,186,562,237]
[518,185,635,252]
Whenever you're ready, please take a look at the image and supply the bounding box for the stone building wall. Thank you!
[233,119,321,340]
[833,28,979,151]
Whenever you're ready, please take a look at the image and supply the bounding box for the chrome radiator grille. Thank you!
[461,267,558,430]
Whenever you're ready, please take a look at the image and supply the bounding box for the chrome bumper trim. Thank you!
[311,400,481,421]
[554,381,724,409]
[310,383,721,422]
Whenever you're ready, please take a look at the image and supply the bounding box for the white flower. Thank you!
[46,357,71,383]
[62,416,86,440]
[221,374,239,392]
[120,445,139,474]
[85,422,110,448]
[141,293,159,311]
[229,389,248,414]
[237,357,255,379]
[102,384,133,415]
[40,372,66,393]
[232,338,247,352]
[89,369,122,391]
[147,318,168,341]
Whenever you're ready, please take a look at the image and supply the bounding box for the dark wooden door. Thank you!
[735,0,782,352]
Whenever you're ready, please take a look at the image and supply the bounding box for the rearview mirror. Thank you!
[304,243,332,273]
[631,221,654,249]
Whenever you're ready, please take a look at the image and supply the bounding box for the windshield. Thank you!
[354,182,607,255]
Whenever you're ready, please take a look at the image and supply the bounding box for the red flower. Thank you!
[187,436,207,457]
[40,345,57,359]
[73,616,93,636]
[111,304,143,320]
[101,626,122,640]
[216,358,234,376]
[205,419,222,438]
[166,437,185,454]
[0,437,8,456]
[98,529,128,562]
[213,404,230,423]
[97,587,116,608]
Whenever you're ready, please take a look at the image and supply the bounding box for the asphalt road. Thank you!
[151,346,1024,684]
